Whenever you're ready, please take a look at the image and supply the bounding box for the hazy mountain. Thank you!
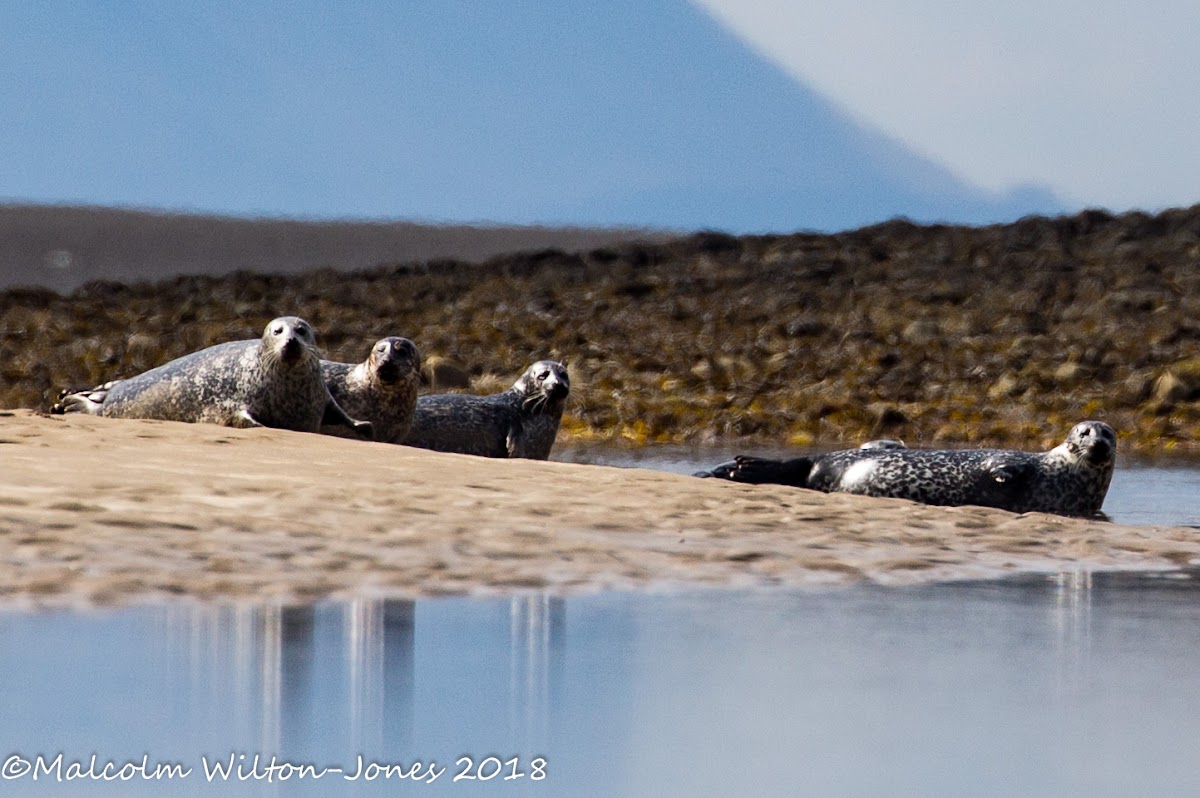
[0,1,1060,233]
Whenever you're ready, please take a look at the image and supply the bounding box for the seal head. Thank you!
[513,360,571,414]
[1062,420,1116,468]
[372,337,420,385]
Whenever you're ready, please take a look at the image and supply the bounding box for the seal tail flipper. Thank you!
[321,400,374,440]
[694,459,740,479]
[694,456,814,487]
[50,382,117,415]
[732,455,814,486]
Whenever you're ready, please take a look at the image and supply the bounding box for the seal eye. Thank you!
[272,324,285,336]
[538,370,550,381]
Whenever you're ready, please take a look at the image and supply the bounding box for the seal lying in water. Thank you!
[320,337,421,442]
[695,421,1117,517]
[52,316,372,437]
[402,360,570,459]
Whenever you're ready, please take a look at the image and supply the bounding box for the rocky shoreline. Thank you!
[3,206,1200,453]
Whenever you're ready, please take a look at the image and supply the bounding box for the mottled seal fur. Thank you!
[52,316,372,437]
[402,360,570,459]
[695,421,1117,517]
[320,337,421,442]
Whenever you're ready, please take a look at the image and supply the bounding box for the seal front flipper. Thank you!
[974,456,1035,511]
[506,420,525,458]
[322,400,374,440]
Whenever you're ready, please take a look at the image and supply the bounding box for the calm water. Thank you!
[5,575,1200,796]
[554,444,1200,529]
[3,449,1199,796]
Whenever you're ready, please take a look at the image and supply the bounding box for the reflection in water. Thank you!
[1052,569,1093,697]
[153,600,427,768]
[134,597,559,783]
[510,594,563,751]
[4,575,1200,795]
[344,600,381,757]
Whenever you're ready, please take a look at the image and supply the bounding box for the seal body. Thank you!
[403,360,570,459]
[320,337,421,442]
[53,316,371,437]
[696,422,1117,517]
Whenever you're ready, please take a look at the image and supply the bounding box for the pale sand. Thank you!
[0,409,1197,607]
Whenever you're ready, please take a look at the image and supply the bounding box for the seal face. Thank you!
[402,360,570,459]
[320,337,421,442]
[52,316,372,437]
[696,421,1117,518]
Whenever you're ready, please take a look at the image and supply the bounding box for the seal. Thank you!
[320,337,422,442]
[402,359,570,459]
[51,316,372,437]
[695,421,1117,517]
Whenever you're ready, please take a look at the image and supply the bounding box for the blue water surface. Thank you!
[3,572,1200,796]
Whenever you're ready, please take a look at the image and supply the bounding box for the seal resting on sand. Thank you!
[695,421,1117,517]
[320,337,421,442]
[52,316,371,437]
[402,360,570,459]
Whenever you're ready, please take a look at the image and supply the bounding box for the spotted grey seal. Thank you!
[320,337,421,442]
[695,421,1116,517]
[52,316,372,437]
[402,360,570,459]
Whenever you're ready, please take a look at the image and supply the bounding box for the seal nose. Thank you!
[281,336,303,363]
[376,360,401,383]
[546,377,569,401]
[1088,438,1113,465]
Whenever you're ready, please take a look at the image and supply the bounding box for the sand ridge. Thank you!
[1,409,1197,608]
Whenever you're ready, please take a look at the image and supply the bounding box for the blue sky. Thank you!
[698,0,1200,211]
[1,1,1193,230]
